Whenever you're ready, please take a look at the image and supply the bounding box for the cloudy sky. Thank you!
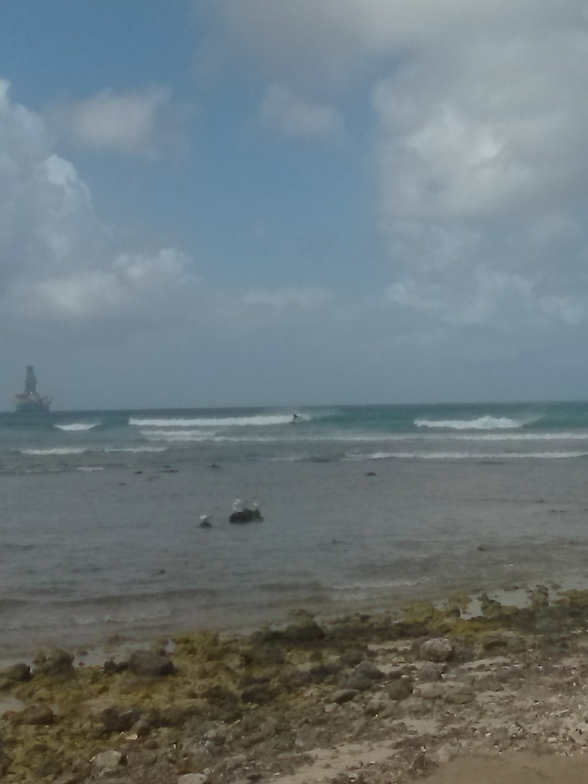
[1,0,588,409]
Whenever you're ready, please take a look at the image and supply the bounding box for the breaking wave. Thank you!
[20,448,88,456]
[129,414,308,428]
[348,450,588,461]
[54,423,99,432]
[415,415,539,431]
[20,446,166,456]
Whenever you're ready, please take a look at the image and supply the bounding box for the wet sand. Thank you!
[422,753,588,783]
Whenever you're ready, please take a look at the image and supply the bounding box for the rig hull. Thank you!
[13,367,51,412]
[13,394,51,412]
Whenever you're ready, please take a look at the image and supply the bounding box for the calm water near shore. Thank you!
[2,402,588,657]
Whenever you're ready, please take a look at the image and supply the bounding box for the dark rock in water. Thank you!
[198,520,213,528]
[209,463,220,469]
[33,647,75,678]
[127,650,175,678]
[366,471,377,476]
[229,508,263,524]
[0,663,31,683]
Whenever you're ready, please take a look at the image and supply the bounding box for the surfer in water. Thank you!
[292,413,300,423]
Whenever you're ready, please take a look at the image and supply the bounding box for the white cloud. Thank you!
[211,0,588,335]
[55,87,188,158]
[261,85,340,137]
[0,80,197,338]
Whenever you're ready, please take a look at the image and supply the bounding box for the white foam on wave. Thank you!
[55,423,99,432]
[348,450,588,461]
[76,466,104,472]
[129,413,309,428]
[20,446,166,456]
[105,446,167,453]
[140,429,211,442]
[415,415,539,431]
[21,448,88,456]
[454,431,588,441]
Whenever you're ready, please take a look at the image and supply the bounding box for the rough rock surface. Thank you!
[5,592,588,782]
[127,650,176,677]
[420,637,454,662]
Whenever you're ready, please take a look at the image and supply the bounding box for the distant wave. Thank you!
[21,448,88,456]
[129,413,308,428]
[104,446,167,453]
[348,450,587,461]
[140,429,210,442]
[55,423,99,432]
[20,446,166,456]
[414,415,538,431]
[76,466,104,472]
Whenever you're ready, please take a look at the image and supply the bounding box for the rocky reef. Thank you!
[3,586,588,783]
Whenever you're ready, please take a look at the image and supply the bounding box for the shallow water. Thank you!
[2,402,588,657]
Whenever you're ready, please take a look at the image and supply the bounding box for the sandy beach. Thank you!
[3,584,588,783]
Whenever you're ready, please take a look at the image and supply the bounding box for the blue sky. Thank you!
[1,1,588,409]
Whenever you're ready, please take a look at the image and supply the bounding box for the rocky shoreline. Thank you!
[3,585,588,783]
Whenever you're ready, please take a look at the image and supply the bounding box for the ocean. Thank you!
[2,401,588,659]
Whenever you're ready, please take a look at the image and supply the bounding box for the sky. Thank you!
[2,1,588,409]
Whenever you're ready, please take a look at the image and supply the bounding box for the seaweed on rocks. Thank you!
[5,590,588,781]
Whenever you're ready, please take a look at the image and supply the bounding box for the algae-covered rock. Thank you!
[33,647,75,678]
[9,703,55,725]
[127,649,175,677]
[0,736,10,776]
[100,705,142,734]
[0,662,32,683]
[241,643,285,665]
[240,684,277,704]
[283,621,326,645]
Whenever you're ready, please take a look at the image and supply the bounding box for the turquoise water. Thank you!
[2,401,588,657]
